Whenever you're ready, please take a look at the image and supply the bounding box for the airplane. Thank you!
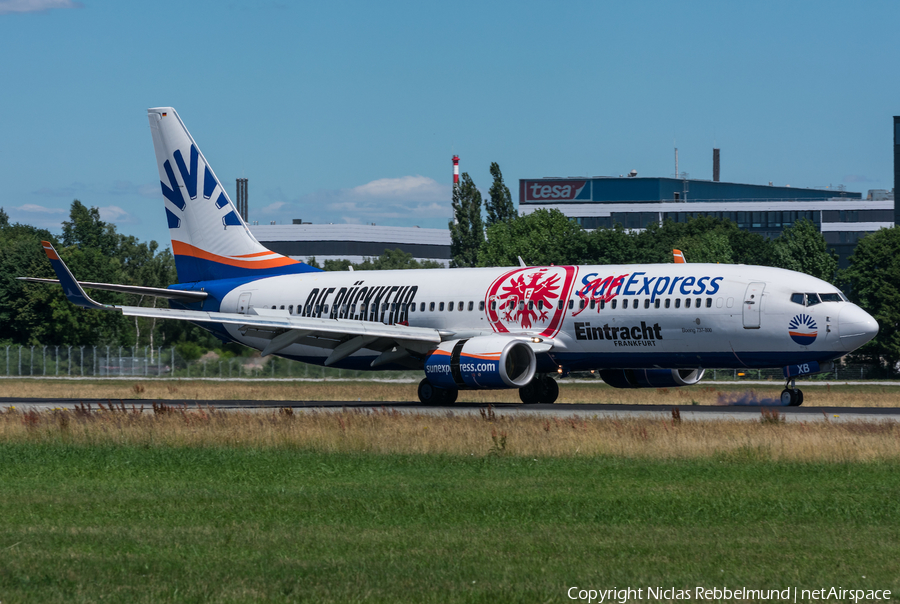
[20,107,880,407]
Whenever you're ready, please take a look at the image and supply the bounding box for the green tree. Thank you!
[839,227,900,373]
[449,173,484,268]
[485,163,516,227]
[675,231,734,264]
[771,219,837,282]
[478,209,588,267]
[585,224,639,265]
[321,250,443,271]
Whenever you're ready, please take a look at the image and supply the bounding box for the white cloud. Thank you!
[349,175,447,202]
[259,201,287,214]
[253,175,453,228]
[0,0,82,14]
[98,205,138,224]
[5,203,67,230]
[15,203,66,214]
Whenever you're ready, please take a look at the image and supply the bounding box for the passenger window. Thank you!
[684,298,691,308]
[288,305,293,314]
[695,298,701,308]
[589,299,596,310]
[706,298,712,308]
[528,301,534,310]
[675,299,681,309]
[579,299,586,310]
[322,305,329,314]
[665,299,670,309]
[726,297,734,308]
[409,304,415,313]
[644,299,650,309]
[439,302,445,311]
[558,300,564,310]
[315,305,321,314]
[569,300,574,310]
[479,301,485,311]
[459,301,464,310]
[611,299,617,309]
[280,305,285,310]
[633,299,639,309]
[790,293,805,305]
[806,293,821,307]
[448,301,454,311]
[716,297,723,308]
[490,301,496,311]
[538,301,544,310]
[468,301,473,311]
[600,300,606,310]
[420,302,425,312]
[430,302,435,311]
[654,299,660,309]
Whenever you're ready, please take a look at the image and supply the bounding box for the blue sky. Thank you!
[1,0,898,248]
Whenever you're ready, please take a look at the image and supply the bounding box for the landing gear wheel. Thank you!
[539,378,559,404]
[417,379,457,405]
[518,380,541,404]
[780,388,804,406]
[418,379,438,404]
[519,376,559,404]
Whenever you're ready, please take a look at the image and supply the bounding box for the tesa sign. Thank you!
[521,180,590,202]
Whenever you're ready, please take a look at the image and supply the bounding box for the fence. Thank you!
[0,345,423,381]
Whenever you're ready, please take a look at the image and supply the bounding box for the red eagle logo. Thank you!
[485,266,578,336]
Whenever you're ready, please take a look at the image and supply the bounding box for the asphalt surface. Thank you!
[3,397,899,422]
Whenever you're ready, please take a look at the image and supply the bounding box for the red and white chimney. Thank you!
[452,155,459,188]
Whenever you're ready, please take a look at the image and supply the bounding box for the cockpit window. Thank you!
[790,293,805,305]
[819,293,842,303]
[805,293,821,307]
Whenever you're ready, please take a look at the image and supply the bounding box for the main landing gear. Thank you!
[417,378,458,405]
[518,375,560,405]
[780,378,804,407]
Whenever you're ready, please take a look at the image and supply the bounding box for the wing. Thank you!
[29,241,449,367]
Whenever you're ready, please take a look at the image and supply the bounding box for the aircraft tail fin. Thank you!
[673,249,686,264]
[147,107,321,283]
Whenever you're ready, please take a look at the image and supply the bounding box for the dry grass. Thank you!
[2,403,899,461]
[1,378,900,407]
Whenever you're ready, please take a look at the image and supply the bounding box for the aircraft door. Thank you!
[237,291,252,314]
[742,282,765,329]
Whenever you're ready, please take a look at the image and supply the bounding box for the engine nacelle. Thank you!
[424,336,537,390]
[598,368,705,389]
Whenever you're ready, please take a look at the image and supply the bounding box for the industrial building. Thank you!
[519,174,893,269]
[249,223,451,266]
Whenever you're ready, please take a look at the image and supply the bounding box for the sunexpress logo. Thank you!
[574,272,724,315]
[160,144,242,229]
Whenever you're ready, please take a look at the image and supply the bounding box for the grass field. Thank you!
[3,405,900,461]
[0,442,898,603]
[3,377,900,407]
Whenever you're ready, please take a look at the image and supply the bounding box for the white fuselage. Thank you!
[197,262,874,372]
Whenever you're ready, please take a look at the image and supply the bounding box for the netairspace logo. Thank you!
[566,585,892,603]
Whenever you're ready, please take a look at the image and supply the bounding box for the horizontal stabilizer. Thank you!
[36,241,110,310]
[17,277,207,301]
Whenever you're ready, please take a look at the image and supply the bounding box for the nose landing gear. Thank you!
[780,378,804,406]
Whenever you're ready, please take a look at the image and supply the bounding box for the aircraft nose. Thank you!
[838,304,879,352]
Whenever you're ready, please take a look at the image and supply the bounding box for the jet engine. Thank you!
[424,336,537,390]
[598,368,705,389]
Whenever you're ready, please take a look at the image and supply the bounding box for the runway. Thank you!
[3,397,899,422]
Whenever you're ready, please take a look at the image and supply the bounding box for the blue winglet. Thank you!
[40,241,112,310]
